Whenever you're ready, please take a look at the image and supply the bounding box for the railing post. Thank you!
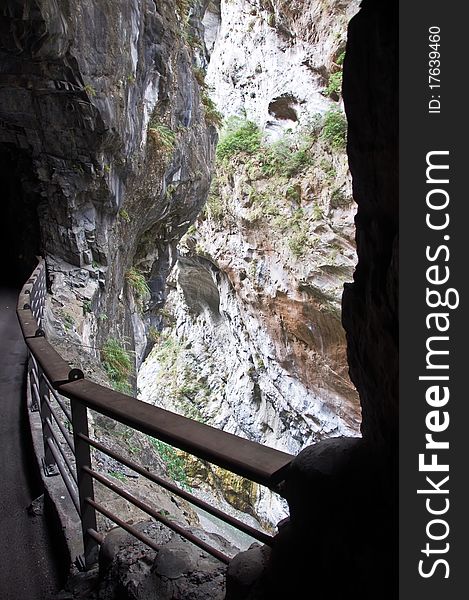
[71,400,99,569]
[39,368,58,477]
[29,355,39,412]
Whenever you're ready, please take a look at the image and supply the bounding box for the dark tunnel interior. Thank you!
[0,145,41,288]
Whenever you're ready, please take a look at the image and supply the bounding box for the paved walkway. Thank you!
[0,288,62,600]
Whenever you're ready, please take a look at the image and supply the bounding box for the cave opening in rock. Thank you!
[268,95,299,122]
[0,145,41,287]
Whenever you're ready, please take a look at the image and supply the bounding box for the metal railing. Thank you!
[17,259,293,568]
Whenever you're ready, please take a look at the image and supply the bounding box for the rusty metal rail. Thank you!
[17,259,293,568]
[78,432,274,546]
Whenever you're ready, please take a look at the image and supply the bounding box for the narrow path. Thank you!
[0,288,62,600]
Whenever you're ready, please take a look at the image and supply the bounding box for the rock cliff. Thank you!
[1,0,223,569]
[138,0,361,526]
[224,2,398,598]
[342,0,398,450]
[2,1,398,598]
[1,0,216,359]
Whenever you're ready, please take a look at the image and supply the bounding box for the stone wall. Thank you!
[0,0,216,359]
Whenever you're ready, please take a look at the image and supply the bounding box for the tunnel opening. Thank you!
[0,145,42,288]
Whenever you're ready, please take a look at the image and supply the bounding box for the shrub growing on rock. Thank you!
[148,120,176,153]
[322,110,347,150]
[101,338,132,394]
[150,438,190,489]
[216,118,262,160]
[201,91,223,128]
[325,71,343,99]
[125,267,150,312]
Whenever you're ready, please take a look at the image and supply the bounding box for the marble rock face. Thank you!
[1,0,216,352]
[138,0,361,528]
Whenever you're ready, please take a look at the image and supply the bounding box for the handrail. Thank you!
[17,259,293,568]
[59,378,292,486]
[78,432,274,546]
[83,469,232,564]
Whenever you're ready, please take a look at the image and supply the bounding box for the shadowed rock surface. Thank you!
[54,522,234,600]
[342,0,398,451]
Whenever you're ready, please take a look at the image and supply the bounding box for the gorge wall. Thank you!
[1,1,398,598]
[138,0,361,526]
[1,0,362,532]
[1,1,360,445]
[342,0,398,451]
[1,0,216,359]
[231,1,398,598]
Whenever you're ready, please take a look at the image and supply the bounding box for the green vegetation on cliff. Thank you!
[148,120,176,153]
[216,117,262,160]
[150,438,190,489]
[202,109,350,259]
[101,338,132,394]
[125,267,150,312]
[215,110,346,167]
[321,110,347,149]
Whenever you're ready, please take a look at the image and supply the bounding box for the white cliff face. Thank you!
[138,0,361,528]
[139,246,359,453]
[138,244,358,526]
[206,7,326,132]
[138,147,361,527]
[204,0,359,135]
